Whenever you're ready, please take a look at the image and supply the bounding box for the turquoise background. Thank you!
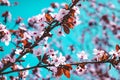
[1,0,120,79]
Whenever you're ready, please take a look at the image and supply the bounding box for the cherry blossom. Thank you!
[33,48,42,56]
[7,11,12,22]
[76,65,87,75]
[47,49,58,58]
[0,76,7,80]
[28,13,48,30]
[5,55,15,63]
[115,63,120,70]
[15,48,22,55]
[1,0,120,80]
[93,49,105,61]
[0,61,3,68]
[15,48,27,58]
[0,24,11,46]
[48,51,66,67]
[77,51,88,60]
[55,9,69,22]
[56,28,65,37]
[19,24,27,31]
[48,66,57,73]
[109,49,120,57]
[21,32,32,40]
[0,0,10,6]
[19,70,29,79]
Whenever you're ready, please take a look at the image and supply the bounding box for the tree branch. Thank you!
[0,59,113,75]
[0,0,80,74]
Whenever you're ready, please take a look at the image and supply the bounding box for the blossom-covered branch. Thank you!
[0,57,114,75]
[1,0,120,80]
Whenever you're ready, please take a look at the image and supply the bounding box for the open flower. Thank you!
[48,49,58,59]
[93,49,105,61]
[55,9,69,22]
[76,65,87,75]
[48,51,66,67]
[77,51,88,60]
[109,50,120,58]
[33,48,42,56]
[57,28,65,37]
[0,24,11,46]
[15,48,22,54]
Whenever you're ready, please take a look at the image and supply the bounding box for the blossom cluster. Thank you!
[0,23,11,46]
[28,2,81,35]
[47,49,66,67]
[1,0,120,80]
[0,0,10,6]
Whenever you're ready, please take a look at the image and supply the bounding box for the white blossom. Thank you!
[0,24,11,46]
[76,66,87,75]
[33,48,42,56]
[77,51,88,60]
[55,9,69,22]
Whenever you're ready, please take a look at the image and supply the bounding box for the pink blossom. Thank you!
[77,51,88,60]
[0,61,3,68]
[48,51,66,67]
[115,63,120,70]
[28,13,47,29]
[19,24,27,31]
[56,28,65,36]
[0,0,10,6]
[0,24,11,46]
[15,48,22,55]
[48,66,57,73]
[42,42,49,51]
[93,49,105,61]
[109,50,120,57]
[33,48,42,56]
[48,49,58,59]
[55,9,69,22]
[15,48,27,58]
[48,7,54,12]
[107,2,115,9]
[6,11,12,22]
[21,32,32,40]
[76,66,87,75]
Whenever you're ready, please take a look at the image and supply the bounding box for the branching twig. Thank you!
[0,59,114,75]
[0,0,80,75]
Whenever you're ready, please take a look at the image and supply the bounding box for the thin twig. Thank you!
[0,0,80,74]
[0,59,112,75]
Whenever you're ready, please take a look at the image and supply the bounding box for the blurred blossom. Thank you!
[15,48,22,55]
[15,48,27,58]
[76,65,87,75]
[57,28,65,37]
[0,0,10,6]
[93,49,105,61]
[0,24,11,46]
[47,50,66,67]
[55,9,69,22]
[109,50,120,57]
[7,12,12,22]
[0,61,3,68]
[33,48,42,56]
[77,51,88,60]
[48,66,57,73]
[19,23,27,31]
